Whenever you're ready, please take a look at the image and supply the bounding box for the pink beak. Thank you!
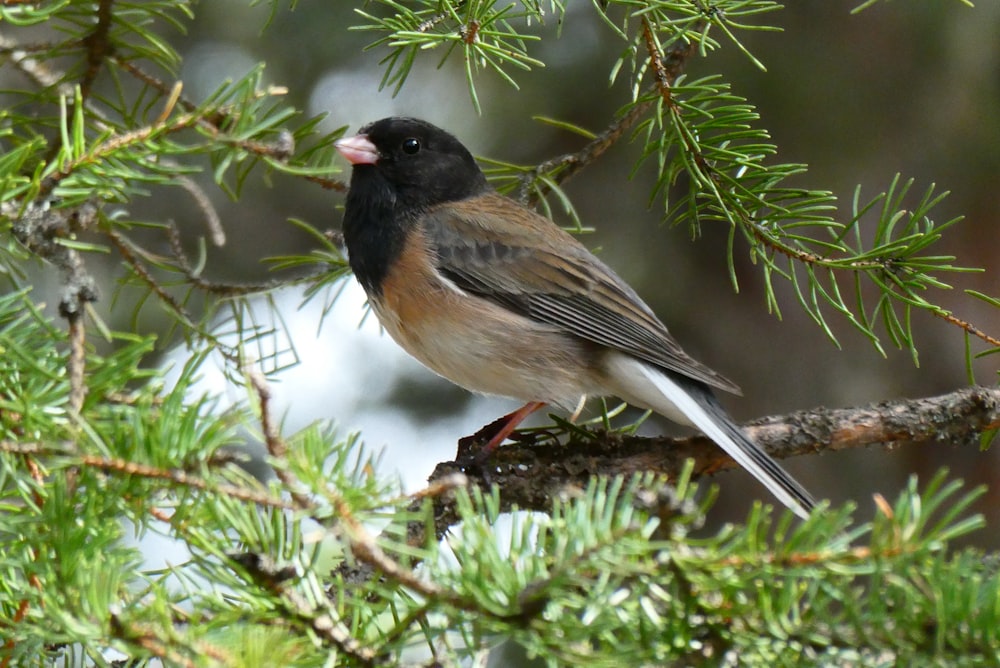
[334,134,379,165]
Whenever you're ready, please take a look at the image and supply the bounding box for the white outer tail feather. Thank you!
[604,352,812,520]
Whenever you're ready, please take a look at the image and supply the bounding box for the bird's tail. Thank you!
[610,355,816,520]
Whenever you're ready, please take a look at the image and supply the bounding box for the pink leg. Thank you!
[483,401,547,452]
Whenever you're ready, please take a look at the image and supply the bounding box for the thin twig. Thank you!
[933,310,1000,349]
[246,369,315,510]
[163,222,284,296]
[642,16,677,107]
[106,229,196,327]
[39,112,205,195]
[234,552,380,664]
[67,311,86,413]
[79,0,115,100]
[78,453,295,509]
[116,59,305,173]
[518,29,700,205]
[9,202,100,410]
[0,440,297,510]
[518,99,653,205]
[0,34,73,93]
[176,176,226,247]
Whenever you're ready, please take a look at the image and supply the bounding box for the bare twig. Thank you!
[66,312,86,413]
[933,310,1000,349]
[106,229,196,326]
[163,222,284,297]
[246,369,315,509]
[9,201,100,411]
[79,0,114,100]
[0,34,73,93]
[176,176,226,247]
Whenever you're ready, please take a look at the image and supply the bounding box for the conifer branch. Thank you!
[0,2,995,665]
[78,0,114,101]
[417,386,1000,539]
[247,369,315,510]
[0,441,298,510]
[933,309,1000,348]
[233,552,381,664]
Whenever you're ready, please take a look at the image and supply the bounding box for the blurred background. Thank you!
[33,3,1000,543]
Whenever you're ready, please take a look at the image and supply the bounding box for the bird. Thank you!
[333,116,816,520]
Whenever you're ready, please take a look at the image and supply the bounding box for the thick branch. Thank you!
[416,386,1000,541]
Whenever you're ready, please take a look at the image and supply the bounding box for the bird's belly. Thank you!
[370,290,600,410]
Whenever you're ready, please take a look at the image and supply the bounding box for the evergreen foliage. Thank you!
[0,1,997,665]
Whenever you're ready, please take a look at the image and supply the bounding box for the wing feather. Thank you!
[422,193,742,395]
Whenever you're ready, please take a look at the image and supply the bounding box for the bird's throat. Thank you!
[342,170,410,297]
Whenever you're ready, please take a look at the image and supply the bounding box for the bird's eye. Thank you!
[401,137,421,155]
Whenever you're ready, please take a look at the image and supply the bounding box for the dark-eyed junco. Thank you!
[334,117,815,519]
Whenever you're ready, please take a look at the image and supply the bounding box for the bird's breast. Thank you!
[369,232,605,409]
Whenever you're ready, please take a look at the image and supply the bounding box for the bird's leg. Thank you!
[456,401,547,469]
[483,401,547,452]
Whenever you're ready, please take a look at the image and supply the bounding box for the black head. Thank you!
[348,117,488,209]
[335,117,489,295]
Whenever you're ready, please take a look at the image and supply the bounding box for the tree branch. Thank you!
[415,386,1000,541]
[79,0,115,101]
[517,22,701,204]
